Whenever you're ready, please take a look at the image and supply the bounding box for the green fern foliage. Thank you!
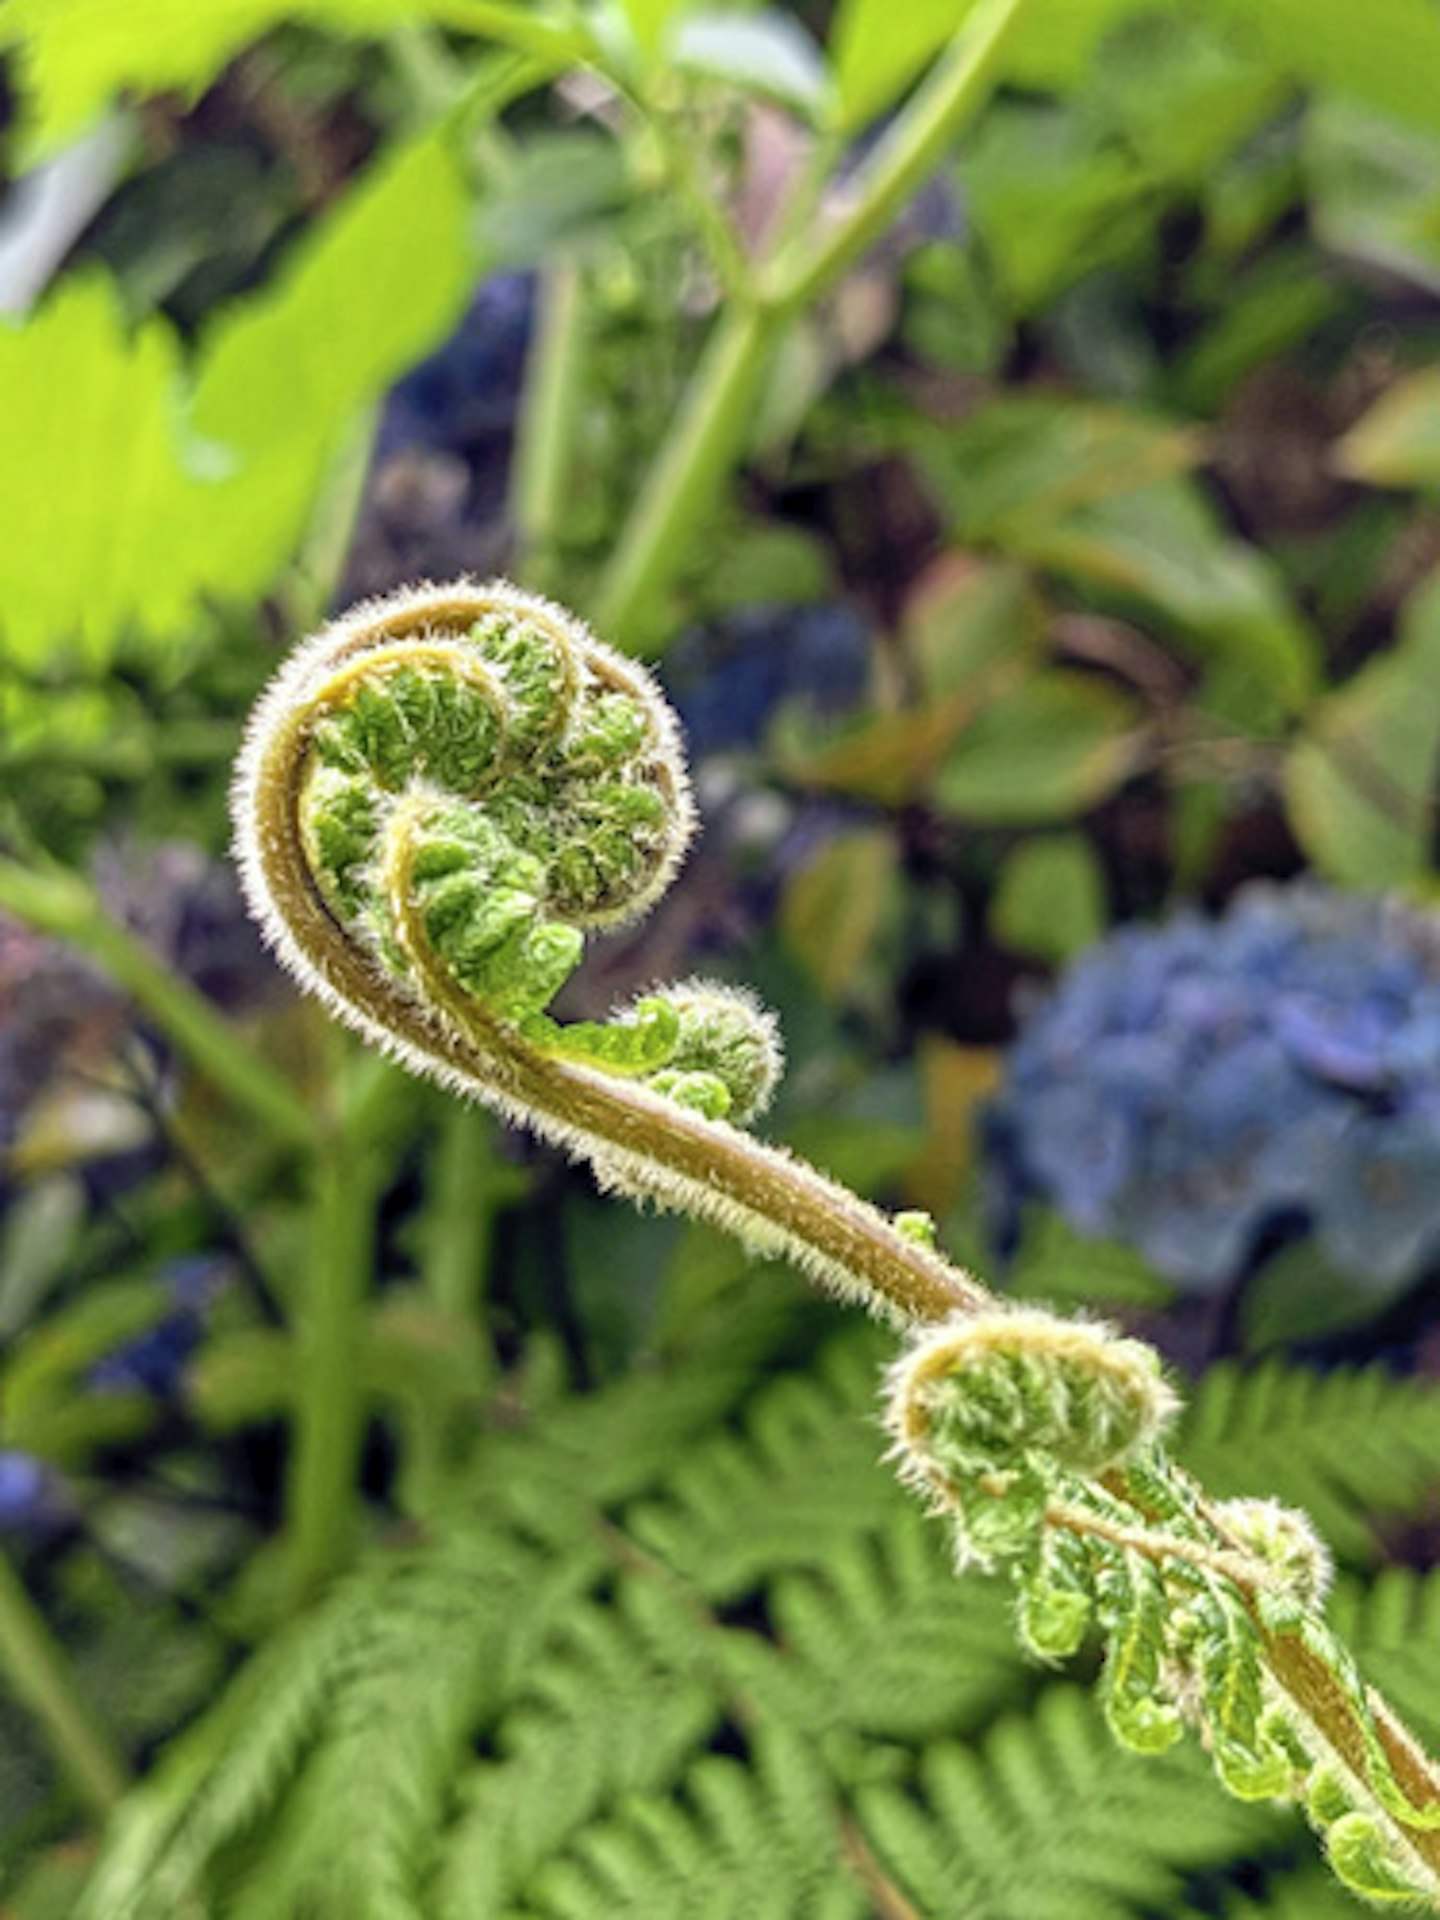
[1177,1361,1440,1564]
[859,1687,1276,1920]
[78,1322,1440,1920]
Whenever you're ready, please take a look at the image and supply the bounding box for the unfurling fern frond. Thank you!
[226,580,1440,1910]
[885,1307,1440,1906]
[77,1307,1440,1918]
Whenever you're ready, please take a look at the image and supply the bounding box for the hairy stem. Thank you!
[0,1549,129,1816]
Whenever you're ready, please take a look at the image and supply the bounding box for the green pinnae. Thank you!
[565,690,649,771]
[440,888,543,985]
[473,617,572,754]
[301,768,379,917]
[390,667,501,792]
[645,1069,733,1120]
[548,996,681,1073]
[495,922,584,1018]
[659,987,781,1123]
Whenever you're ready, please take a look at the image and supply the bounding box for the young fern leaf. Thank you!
[234,580,1440,1910]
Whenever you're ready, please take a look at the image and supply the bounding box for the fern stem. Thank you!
[284,1074,385,1605]
[0,1549,129,1816]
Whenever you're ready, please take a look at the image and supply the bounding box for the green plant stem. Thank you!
[283,1070,385,1606]
[403,1102,513,1511]
[762,0,1029,310]
[0,1549,128,1817]
[423,1102,506,1333]
[280,403,381,640]
[511,258,589,586]
[593,0,1031,645]
[0,860,315,1154]
[592,296,782,649]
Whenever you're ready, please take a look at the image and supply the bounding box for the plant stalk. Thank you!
[593,0,1032,646]
[592,296,781,649]
[283,1071,384,1605]
[0,1549,129,1817]
[511,258,588,587]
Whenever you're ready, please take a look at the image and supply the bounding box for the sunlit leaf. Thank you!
[1,0,553,158]
[1336,368,1440,488]
[1239,0,1440,133]
[990,833,1107,963]
[0,277,200,662]
[829,0,969,131]
[0,129,475,664]
[935,671,1141,824]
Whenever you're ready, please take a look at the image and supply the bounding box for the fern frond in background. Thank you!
[77,1317,1440,1919]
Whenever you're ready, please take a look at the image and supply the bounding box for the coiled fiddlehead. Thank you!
[235,580,1440,1910]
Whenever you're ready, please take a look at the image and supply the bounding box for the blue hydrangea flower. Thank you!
[986,885,1440,1292]
[0,1450,70,1535]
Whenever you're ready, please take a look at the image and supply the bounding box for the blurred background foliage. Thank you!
[2,0,1440,1914]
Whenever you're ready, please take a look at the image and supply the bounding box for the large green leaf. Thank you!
[0,129,475,665]
[1284,574,1440,889]
[1238,0,1440,134]
[1,0,563,157]
[0,276,199,663]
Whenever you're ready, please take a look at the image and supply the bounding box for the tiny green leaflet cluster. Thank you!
[888,1306,1440,1905]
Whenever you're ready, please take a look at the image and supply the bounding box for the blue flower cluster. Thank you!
[666,604,871,759]
[986,885,1440,1292]
[88,1258,226,1399]
[0,1450,70,1536]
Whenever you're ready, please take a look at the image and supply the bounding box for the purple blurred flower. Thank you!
[87,1257,227,1399]
[987,885,1440,1292]
[0,1450,71,1535]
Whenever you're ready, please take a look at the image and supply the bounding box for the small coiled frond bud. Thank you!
[886,1307,1178,1562]
[1212,1497,1332,1616]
